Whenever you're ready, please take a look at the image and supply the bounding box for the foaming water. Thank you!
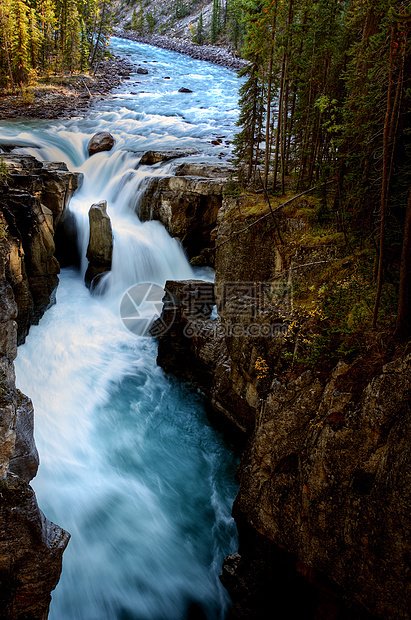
[4,37,242,620]
[15,271,238,620]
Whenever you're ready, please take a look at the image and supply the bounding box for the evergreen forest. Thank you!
[230,0,411,339]
[0,0,112,86]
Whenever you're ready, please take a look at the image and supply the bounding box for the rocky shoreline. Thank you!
[0,56,133,120]
[114,29,249,71]
[0,154,80,617]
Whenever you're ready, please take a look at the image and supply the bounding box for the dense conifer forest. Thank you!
[0,0,113,85]
[230,0,411,338]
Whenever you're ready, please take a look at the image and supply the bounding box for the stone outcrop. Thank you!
[87,131,115,157]
[174,163,233,178]
[85,200,113,288]
[0,154,80,344]
[153,280,220,391]
[154,194,411,619]
[0,474,70,619]
[0,280,18,479]
[0,155,71,618]
[138,168,230,262]
[138,149,197,166]
[226,356,411,619]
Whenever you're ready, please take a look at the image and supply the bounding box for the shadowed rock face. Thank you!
[85,200,113,288]
[138,171,226,263]
[0,277,70,620]
[153,195,411,619]
[0,474,70,620]
[87,131,115,157]
[0,155,70,619]
[228,357,411,620]
[0,154,80,344]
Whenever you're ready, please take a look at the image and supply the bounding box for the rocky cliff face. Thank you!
[138,164,230,264]
[0,154,75,619]
[155,194,411,618]
[1,154,80,344]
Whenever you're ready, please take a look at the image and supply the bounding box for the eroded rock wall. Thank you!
[0,155,72,619]
[1,154,80,344]
[155,194,411,618]
[138,169,227,263]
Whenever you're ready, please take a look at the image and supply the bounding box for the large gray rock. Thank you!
[138,149,197,166]
[138,174,225,263]
[87,131,115,157]
[85,201,113,287]
[0,280,18,480]
[8,391,39,483]
[153,280,220,392]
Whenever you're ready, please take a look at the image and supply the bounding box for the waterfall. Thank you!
[5,36,242,620]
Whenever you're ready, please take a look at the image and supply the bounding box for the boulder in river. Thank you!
[137,67,149,75]
[88,132,115,157]
[178,87,193,93]
[85,200,113,288]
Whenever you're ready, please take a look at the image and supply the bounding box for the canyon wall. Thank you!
[154,191,411,619]
[0,154,78,618]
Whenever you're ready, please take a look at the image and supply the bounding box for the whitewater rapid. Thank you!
[4,37,242,620]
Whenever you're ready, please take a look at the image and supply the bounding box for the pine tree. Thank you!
[131,8,139,30]
[28,6,42,69]
[0,0,15,88]
[39,0,56,69]
[90,0,113,67]
[194,12,204,45]
[226,0,244,51]
[10,0,31,83]
[233,61,265,182]
[210,0,221,44]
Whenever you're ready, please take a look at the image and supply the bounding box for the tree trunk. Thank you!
[263,6,277,189]
[372,26,395,328]
[395,189,411,339]
[272,52,286,192]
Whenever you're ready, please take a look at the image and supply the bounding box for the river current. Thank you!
[1,37,242,619]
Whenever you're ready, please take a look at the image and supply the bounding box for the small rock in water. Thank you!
[137,67,149,75]
[178,87,193,93]
[88,132,115,157]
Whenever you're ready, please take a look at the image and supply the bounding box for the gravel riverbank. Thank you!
[0,56,134,120]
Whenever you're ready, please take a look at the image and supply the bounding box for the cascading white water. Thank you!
[3,37,242,620]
